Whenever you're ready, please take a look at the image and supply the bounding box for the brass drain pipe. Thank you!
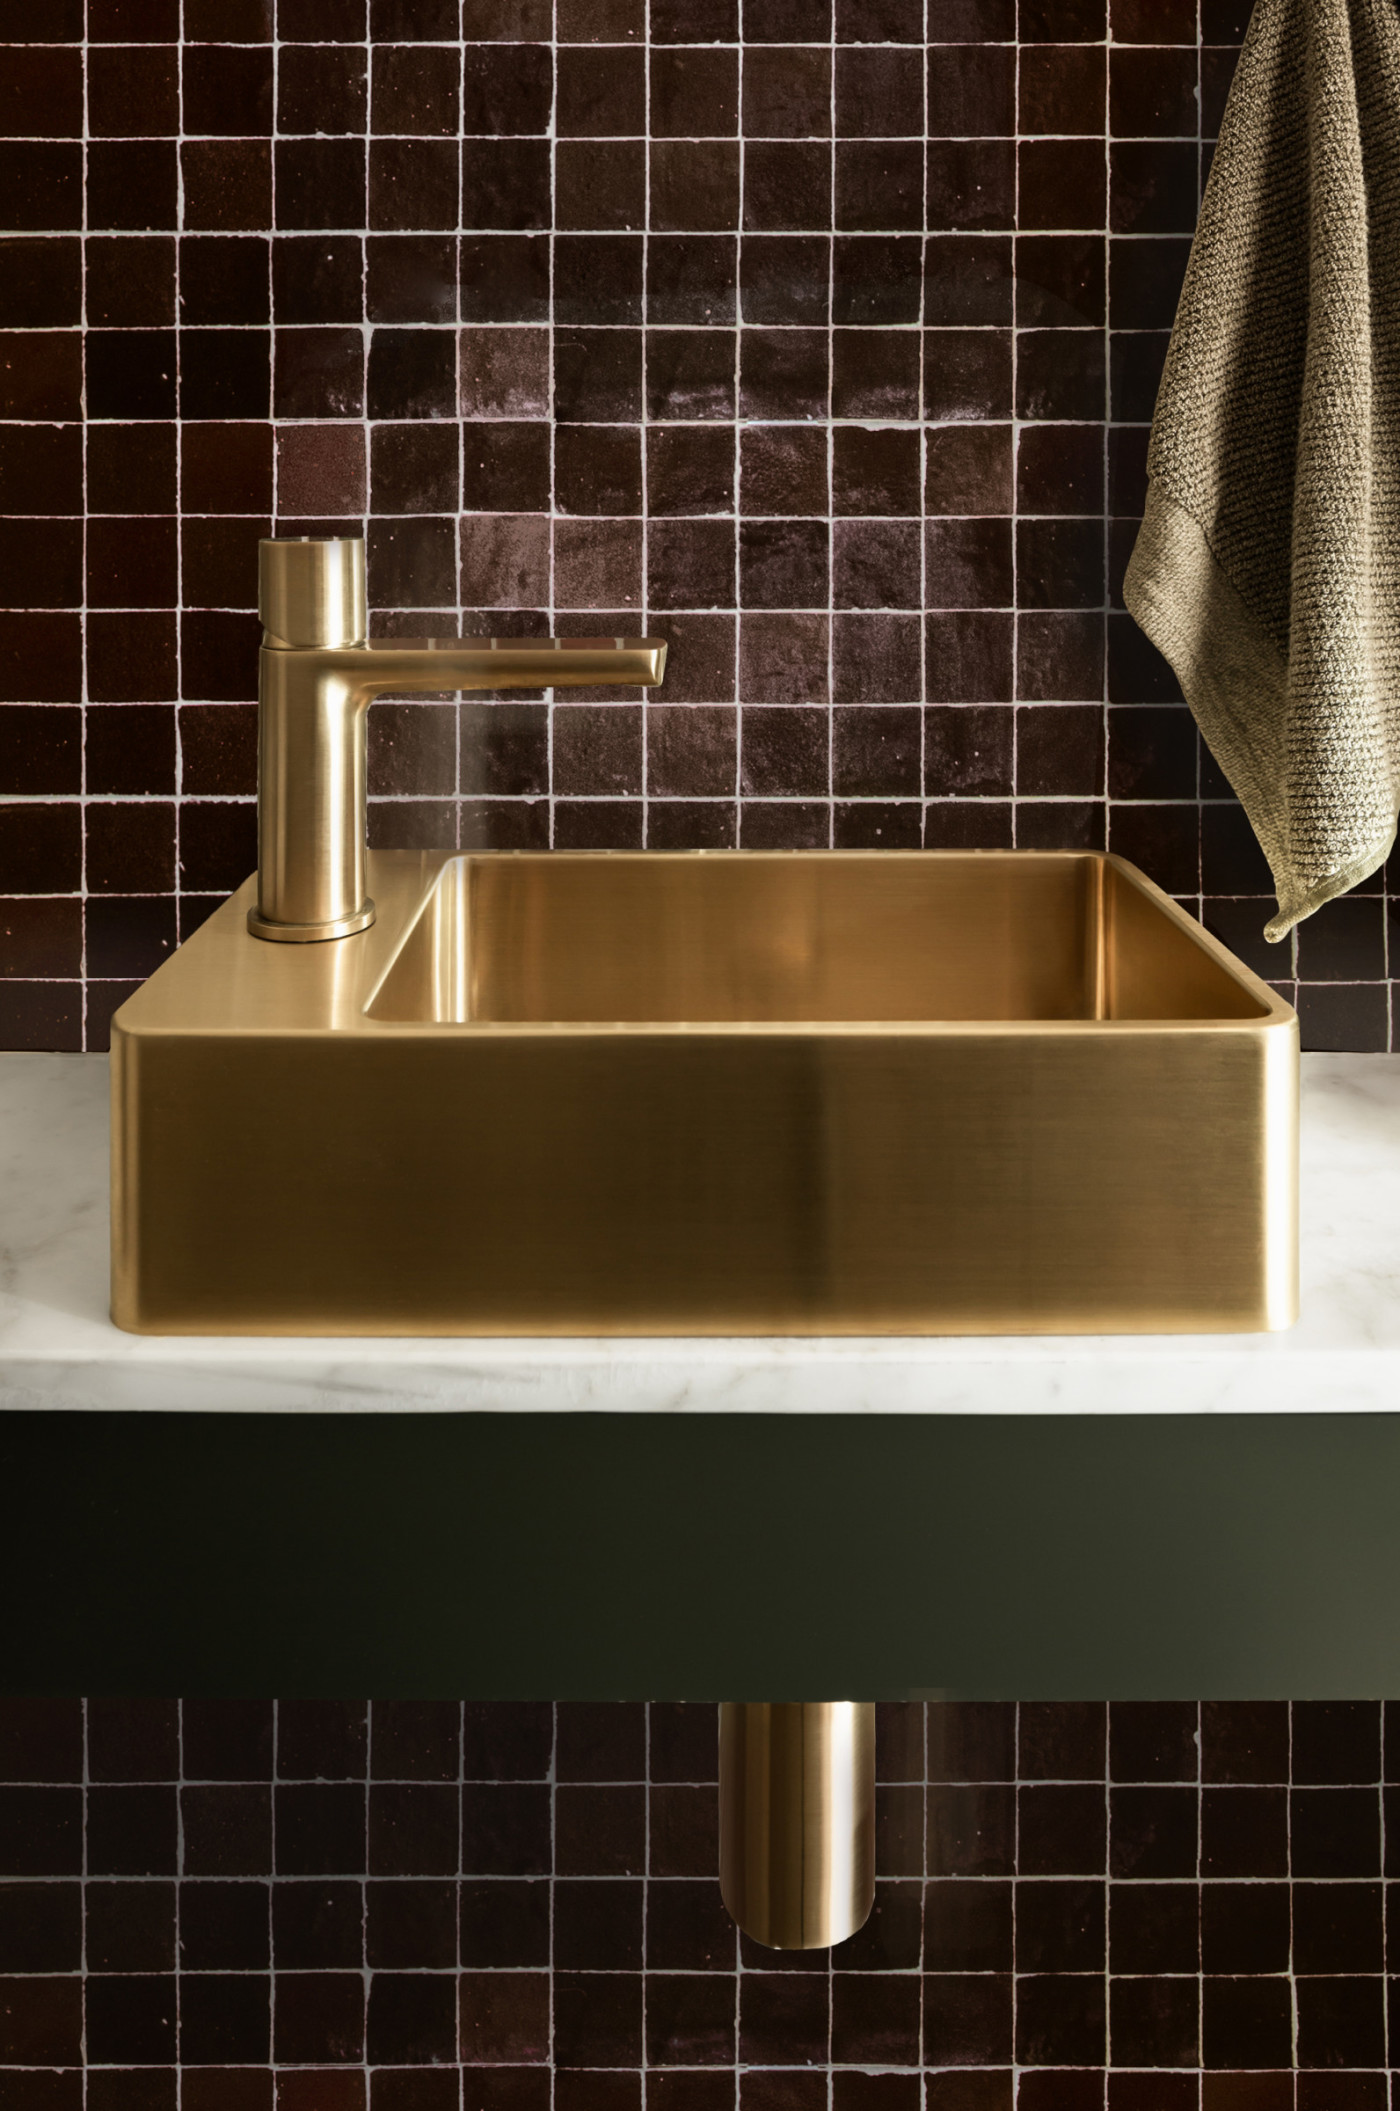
[719,1702,876,1949]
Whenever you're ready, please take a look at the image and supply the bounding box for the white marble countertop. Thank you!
[0,1049,1397,1414]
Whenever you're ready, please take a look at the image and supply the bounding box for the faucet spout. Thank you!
[249,537,667,942]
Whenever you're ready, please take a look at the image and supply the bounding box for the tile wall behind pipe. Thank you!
[0,0,1390,1052]
[0,1699,1397,2108]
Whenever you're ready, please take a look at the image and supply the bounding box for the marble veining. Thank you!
[0,1052,1397,1414]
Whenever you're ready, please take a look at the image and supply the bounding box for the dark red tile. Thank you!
[739,234,827,326]
[181,1883,271,1972]
[273,1973,363,2065]
[553,1973,640,2067]
[834,519,921,611]
[458,1880,550,1970]
[278,2077,364,2111]
[271,139,361,230]
[1018,1784,1106,1876]
[925,612,1014,704]
[84,804,175,894]
[1015,1879,1104,1973]
[0,238,82,328]
[0,143,82,230]
[650,800,737,847]
[927,139,1015,232]
[1292,1788,1381,1878]
[924,2079,1013,2111]
[924,706,1013,800]
[645,1973,736,2066]
[88,2073,179,2111]
[738,707,825,799]
[737,520,825,614]
[928,43,1015,134]
[184,1701,273,1781]
[1297,985,1390,1054]
[645,329,736,422]
[0,1883,81,1973]
[367,1976,458,2068]
[923,1975,1013,2066]
[1203,1979,1294,2070]
[272,1883,363,1972]
[85,231,176,323]
[1110,1977,1198,2068]
[0,802,80,894]
[833,611,921,699]
[924,1782,1014,1876]
[86,1884,176,1976]
[651,1783,719,1878]
[1109,233,1191,328]
[1019,139,1106,232]
[740,1972,830,2065]
[183,1784,272,1877]
[740,328,828,419]
[1111,1881,1198,1973]
[0,981,80,1048]
[88,1784,178,1876]
[2,332,82,420]
[88,1974,178,2065]
[832,237,921,328]
[555,1782,646,1874]
[1016,1976,1106,2067]
[555,1702,646,1781]
[365,1710,460,1800]
[277,1702,367,1783]
[0,1982,83,2071]
[0,1702,82,1784]
[553,2080,636,2111]
[0,426,83,516]
[1111,45,1198,135]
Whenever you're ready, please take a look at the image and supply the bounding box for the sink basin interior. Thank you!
[365,851,1270,1026]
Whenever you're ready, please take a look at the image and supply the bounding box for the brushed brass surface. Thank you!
[259,534,367,649]
[252,537,666,941]
[719,1702,875,1949]
[111,850,1299,1336]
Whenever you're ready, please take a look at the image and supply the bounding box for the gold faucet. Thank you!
[250,536,667,941]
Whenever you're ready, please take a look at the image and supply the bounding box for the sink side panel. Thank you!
[113,1020,1297,1335]
[1104,859,1272,1020]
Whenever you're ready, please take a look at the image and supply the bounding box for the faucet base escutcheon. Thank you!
[246,901,376,943]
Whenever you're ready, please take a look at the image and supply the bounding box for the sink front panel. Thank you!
[114,1019,1294,1335]
[112,848,1297,1335]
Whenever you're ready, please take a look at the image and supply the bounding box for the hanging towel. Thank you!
[1123,0,1400,939]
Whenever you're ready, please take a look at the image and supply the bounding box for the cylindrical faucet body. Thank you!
[252,538,376,941]
[250,537,666,942]
[252,654,373,939]
[260,535,367,652]
[719,1702,875,1949]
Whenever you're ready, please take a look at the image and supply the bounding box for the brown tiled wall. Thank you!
[2,1700,1399,2107]
[0,0,1393,1053]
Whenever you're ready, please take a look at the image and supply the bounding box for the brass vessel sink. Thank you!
[111,849,1298,1336]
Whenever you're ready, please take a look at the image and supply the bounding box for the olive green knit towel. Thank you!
[1123,0,1400,939]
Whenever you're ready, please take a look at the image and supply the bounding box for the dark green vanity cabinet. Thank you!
[3,1411,1399,1697]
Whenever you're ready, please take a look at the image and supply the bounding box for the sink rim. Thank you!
[114,847,1297,1044]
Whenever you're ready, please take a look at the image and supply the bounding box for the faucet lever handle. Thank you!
[260,536,367,650]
